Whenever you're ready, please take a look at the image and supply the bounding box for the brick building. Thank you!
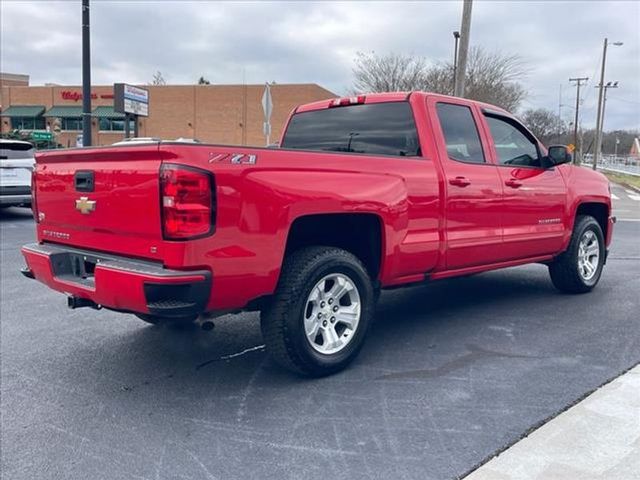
[0,73,30,87]
[0,78,336,148]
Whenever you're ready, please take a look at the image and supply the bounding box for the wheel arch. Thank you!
[283,212,385,283]
[574,202,609,240]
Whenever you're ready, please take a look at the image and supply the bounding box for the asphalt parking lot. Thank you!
[1,186,638,480]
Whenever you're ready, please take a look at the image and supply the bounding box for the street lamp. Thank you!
[596,81,619,155]
[592,38,623,170]
[452,31,460,95]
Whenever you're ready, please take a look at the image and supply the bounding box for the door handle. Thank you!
[449,176,471,187]
[505,178,523,188]
[74,170,95,192]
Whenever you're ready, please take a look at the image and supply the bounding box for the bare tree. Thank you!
[352,47,528,112]
[521,108,567,144]
[459,48,527,112]
[150,71,166,86]
[352,51,428,93]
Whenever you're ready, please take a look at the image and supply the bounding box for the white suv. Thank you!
[0,139,35,209]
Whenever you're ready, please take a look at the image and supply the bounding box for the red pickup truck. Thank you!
[22,92,614,376]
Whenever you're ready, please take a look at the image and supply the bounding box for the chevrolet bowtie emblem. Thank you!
[75,196,96,214]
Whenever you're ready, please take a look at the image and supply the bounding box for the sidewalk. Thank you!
[465,364,640,480]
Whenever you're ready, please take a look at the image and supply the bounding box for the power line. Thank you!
[607,96,640,105]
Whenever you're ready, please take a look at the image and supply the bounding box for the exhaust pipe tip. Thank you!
[200,321,215,331]
[67,296,101,310]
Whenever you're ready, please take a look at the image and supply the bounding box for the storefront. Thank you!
[0,83,336,148]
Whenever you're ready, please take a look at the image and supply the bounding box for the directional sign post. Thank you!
[114,83,149,139]
[261,83,273,146]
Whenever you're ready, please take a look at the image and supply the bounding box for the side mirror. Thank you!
[547,145,573,166]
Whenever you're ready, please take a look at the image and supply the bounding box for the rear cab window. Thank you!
[281,102,420,157]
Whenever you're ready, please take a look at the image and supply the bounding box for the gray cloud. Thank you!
[1,0,638,129]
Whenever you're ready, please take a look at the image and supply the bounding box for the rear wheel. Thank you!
[549,215,605,293]
[261,246,374,376]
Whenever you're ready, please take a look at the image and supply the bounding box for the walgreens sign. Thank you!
[60,91,114,102]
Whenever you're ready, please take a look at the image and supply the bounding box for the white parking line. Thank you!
[629,194,640,201]
[611,193,620,200]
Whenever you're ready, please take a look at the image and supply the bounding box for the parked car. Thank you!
[0,139,35,209]
[21,92,614,376]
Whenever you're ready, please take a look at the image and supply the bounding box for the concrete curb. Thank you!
[459,361,640,479]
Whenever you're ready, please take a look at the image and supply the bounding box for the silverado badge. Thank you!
[75,196,96,214]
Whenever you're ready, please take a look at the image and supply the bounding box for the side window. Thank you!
[484,115,541,168]
[436,103,485,164]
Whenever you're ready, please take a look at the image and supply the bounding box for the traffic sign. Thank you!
[262,83,273,145]
[262,83,273,120]
[31,131,54,141]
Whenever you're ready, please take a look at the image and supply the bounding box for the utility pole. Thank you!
[593,38,623,170]
[81,0,92,147]
[569,77,588,164]
[453,0,472,98]
[557,84,562,137]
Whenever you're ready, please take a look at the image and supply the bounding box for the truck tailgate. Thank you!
[35,145,163,260]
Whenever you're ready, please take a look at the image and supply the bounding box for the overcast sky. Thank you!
[1,0,639,129]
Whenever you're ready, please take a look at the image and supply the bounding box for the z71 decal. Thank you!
[209,153,257,165]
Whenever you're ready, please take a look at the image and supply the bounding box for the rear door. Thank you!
[428,98,504,270]
[480,112,567,260]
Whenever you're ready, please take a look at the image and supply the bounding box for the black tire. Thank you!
[549,215,605,294]
[261,246,375,377]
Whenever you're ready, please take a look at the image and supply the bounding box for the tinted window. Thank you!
[10,116,46,131]
[281,102,420,157]
[485,115,541,168]
[436,103,485,163]
[62,117,82,131]
[99,117,134,131]
[0,142,35,160]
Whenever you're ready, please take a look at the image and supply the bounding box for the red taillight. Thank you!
[160,164,214,240]
[329,95,366,107]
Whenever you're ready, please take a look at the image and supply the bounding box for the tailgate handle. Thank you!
[74,171,95,192]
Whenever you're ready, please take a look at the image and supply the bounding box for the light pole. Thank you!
[347,132,360,152]
[557,84,562,137]
[81,0,92,147]
[452,31,460,95]
[596,81,619,157]
[592,38,623,170]
[599,81,619,133]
